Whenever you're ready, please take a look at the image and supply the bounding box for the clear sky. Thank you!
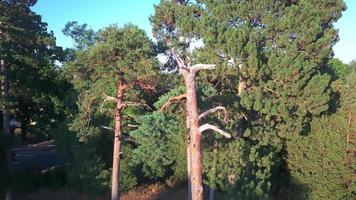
[32,0,356,64]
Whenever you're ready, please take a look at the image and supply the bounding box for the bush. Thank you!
[203,139,278,200]
[130,112,186,181]
[286,113,351,200]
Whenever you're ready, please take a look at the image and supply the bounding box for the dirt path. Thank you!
[11,140,66,172]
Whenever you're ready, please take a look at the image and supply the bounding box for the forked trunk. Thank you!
[111,80,126,200]
[184,73,203,200]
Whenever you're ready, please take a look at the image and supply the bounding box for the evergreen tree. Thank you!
[151,0,345,199]
[65,24,158,200]
[286,113,351,200]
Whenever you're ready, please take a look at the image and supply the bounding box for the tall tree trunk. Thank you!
[184,72,203,200]
[1,58,12,200]
[111,80,126,200]
[186,100,192,200]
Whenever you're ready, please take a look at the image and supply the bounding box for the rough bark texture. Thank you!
[184,72,203,200]
[186,100,192,200]
[111,80,126,200]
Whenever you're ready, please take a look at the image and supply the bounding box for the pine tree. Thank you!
[151,0,345,199]
[65,24,158,200]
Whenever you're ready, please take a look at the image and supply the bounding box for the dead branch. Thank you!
[190,64,216,73]
[128,124,139,128]
[171,49,189,71]
[122,102,152,110]
[104,94,118,102]
[199,123,231,138]
[100,94,118,112]
[159,94,187,112]
[199,106,228,122]
[100,125,114,131]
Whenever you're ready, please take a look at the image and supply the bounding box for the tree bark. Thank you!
[184,72,203,200]
[1,58,12,200]
[185,91,192,200]
[111,80,126,200]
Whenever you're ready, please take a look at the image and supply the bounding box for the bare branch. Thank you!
[128,124,139,128]
[99,125,114,132]
[122,102,151,110]
[103,94,118,102]
[199,106,228,122]
[191,64,216,73]
[159,94,187,112]
[171,49,188,71]
[100,94,118,112]
[199,123,231,138]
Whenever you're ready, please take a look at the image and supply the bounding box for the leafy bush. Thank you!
[130,112,186,180]
[286,113,351,200]
[204,139,278,200]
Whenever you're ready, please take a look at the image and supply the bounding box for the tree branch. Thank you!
[171,49,189,71]
[100,94,118,112]
[190,64,216,73]
[199,106,228,122]
[199,123,231,138]
[128,124,139,128]
[122,102,151,110]
[99,125,114,131]
[159,94,187,112]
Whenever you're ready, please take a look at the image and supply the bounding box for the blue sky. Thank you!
[33,0,356,64]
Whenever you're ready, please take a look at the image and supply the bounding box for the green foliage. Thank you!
[63,21,96,50]
[328,58,350,81]
[203,140,277,200]
[130,112,186,180]
[286,113,351,200]
[11,167,67,192]
[340,72,356,195]
[151,1,347,199]
[60,23,160,195]
[153,86,186,110]
[341,72,356,131]
[0,0,69,137]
